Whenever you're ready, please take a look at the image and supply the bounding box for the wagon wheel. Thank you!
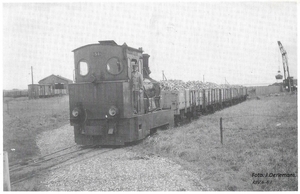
[163,124,170,130]
[174,116,180,127]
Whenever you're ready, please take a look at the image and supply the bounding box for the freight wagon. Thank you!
[161,86,247,125]
[3,90,28,98]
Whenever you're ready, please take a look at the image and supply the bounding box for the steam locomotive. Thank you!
[69,40,247,146]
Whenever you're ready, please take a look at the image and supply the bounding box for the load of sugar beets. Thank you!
[159,79,243,91]
[141,54,243,97]
[156,79,246,126]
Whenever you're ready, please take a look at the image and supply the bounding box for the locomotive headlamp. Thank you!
[72,107,81,117]
[108,106,118,117]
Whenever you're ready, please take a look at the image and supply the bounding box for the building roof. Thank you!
[38,74,73,84]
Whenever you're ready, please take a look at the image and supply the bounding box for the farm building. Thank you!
[38,74,73,95]
[247,85,283,97]
[28,75,73,99]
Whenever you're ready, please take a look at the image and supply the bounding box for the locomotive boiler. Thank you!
[69,40,174,146]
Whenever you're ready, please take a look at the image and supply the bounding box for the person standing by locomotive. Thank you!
[131,62,143,114]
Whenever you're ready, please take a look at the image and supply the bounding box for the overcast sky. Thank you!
[2,2,297,90]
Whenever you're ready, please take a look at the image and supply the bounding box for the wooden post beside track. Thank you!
[220,117,223,145]
[6,101,9,114]
[3,151,11,191]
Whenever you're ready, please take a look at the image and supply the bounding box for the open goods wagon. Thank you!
[161,86,247,124]
[4,90,28,98]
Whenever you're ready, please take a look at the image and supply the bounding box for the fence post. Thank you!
[220,117,223,145]
[6,101,9,114]
[3,151,11,191]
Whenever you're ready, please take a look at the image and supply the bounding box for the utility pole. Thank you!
[31,66,34,84]
[162,71,167,81]
[203,75,205,83]
[225,78,229,85]
[73,69,75,83]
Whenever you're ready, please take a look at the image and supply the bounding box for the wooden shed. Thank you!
[28,84,40,99]
[39,84,53,97]
[38,74,73,95]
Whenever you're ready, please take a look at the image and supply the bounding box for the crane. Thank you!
[277,41,294,92]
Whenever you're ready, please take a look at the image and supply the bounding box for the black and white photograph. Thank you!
[2,1,298,191]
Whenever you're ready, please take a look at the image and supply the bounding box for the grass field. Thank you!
[3,96,69,190]
[135,93,298,191]
[3,93,298,191]
[3,96,69,162]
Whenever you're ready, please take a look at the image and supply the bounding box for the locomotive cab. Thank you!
[69,40,173,146]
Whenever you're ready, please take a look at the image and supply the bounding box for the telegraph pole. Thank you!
[162,71,167,81]
[31,66,34,84]
[73,69,75,83]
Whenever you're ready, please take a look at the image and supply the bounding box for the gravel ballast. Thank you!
[36,124,210,191]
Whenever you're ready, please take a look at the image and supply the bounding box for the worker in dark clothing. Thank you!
[131,63,143,114]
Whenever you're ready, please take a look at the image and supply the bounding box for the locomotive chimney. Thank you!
[143,54,151,78]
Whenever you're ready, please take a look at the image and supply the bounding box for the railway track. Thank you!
[10,145,116,186]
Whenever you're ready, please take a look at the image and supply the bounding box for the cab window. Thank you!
[106,57,123,75]
[79,61,89,76]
